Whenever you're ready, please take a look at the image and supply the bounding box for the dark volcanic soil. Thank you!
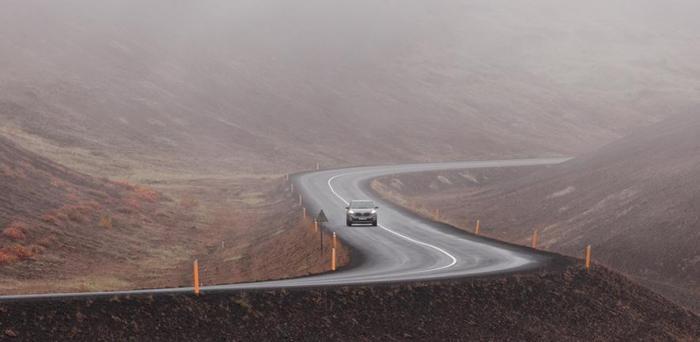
[0,262,697,341]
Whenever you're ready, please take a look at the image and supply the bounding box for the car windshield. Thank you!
[350,201,375,209]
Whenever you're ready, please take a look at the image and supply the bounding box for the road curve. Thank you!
[0,158,568,302]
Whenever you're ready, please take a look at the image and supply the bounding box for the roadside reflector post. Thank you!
[585,245,592,272]
[290,183,294,193]
[475,220,481,235]
[531,229,539,249]
[333,232,337,250]
[285,173,289,181]
[299,194,303,206]
[331,247,337,271]
[303,207,307,220]
[193,260,200,296]
[314,219,319,233]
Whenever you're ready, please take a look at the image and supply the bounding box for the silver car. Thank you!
[345,200,378,226]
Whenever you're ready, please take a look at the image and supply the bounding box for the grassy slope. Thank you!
[0,136,348,294]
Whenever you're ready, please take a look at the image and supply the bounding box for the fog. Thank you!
[1,0,699,171]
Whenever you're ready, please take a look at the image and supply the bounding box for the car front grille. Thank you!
[353,212,374,217]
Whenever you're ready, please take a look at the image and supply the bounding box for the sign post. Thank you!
[316,210,329,252]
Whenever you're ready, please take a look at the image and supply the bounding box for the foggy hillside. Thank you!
[374,112,700,311]
[474,113,700,307]
[2,0,700,175]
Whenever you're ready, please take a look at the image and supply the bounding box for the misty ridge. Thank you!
[1,0,699,176]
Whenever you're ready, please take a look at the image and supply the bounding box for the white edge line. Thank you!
[328,173,458,273]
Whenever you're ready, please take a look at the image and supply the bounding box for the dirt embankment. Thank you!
[165,177,350,286]
[0,263,697,341]
[0,136,348,295]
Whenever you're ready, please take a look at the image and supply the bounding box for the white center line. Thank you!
[327,173,458,273]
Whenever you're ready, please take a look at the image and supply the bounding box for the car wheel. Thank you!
[346,219,352,227]
[372,220,378,227]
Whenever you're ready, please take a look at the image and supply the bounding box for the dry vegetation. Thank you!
[0,137,348,295]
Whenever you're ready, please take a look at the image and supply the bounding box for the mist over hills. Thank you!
[2,0,699,175]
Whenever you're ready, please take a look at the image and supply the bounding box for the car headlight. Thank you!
[371,210,377,214]
[348,210,355,214]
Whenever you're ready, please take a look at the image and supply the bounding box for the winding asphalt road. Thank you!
[0,158,567,302]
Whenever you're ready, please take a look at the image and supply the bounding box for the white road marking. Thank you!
[328,173,458,273]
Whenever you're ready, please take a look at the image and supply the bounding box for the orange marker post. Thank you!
[475,220,481,235]
[193,260,200,296]
[531,229,539,249]
[333,232,337,250]
[331,247,337,271]
[585,245,592,272]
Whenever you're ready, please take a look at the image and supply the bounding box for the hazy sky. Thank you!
[1,0,699,169]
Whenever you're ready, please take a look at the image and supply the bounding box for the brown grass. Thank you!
[179,195,200,210]
[112,179,136,190]
[124,197,142,210]
[36,235,57,248]
[49,175,68,189]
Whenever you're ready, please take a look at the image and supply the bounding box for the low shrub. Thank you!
[99,215,113,229]
[11,245,34,259]
[2,222,26,241]
[133,186,159,202]
[0,250,18,264]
